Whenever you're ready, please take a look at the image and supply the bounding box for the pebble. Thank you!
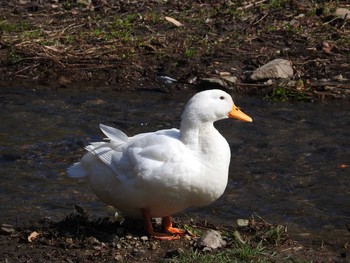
[150,242,158,250]
[184,234,192,240]
[115,243,122,249]
[222,76,237,84]
[140,236,149,242]
[195,230,226,250]
[65,238,74,244]
[87,236,100,245]
[202,77,225,87]
[114,254,123,261]
[333,74,346,82]
[219,71,231,76]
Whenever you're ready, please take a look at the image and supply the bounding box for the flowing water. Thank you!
[0,86,349,244]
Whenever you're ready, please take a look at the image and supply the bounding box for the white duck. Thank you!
[67,89,252,240]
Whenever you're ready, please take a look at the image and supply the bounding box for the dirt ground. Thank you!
[0,1,350,262]
[0,0,349,99]
[1,207,348,262]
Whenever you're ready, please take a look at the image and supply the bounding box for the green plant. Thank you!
[0,20,30,33]
[268,0,287,9]
[268,86,308,101]
[184,47,196,59]
[4,49,24,65]
[21,29,44,38]
[110,14,137,40]
[234,240,266,261]
[167,243,269,263]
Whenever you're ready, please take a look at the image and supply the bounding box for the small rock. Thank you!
[195,230,226,250]
[126,244,133,250]
[202,77,225,87]
[132,248,146,256]
[184,234,192,241]
[65,237,74,244]
[115,243,122,249]
[150,242,158,250]
[250,59,293,81]
[264,79,274,86]
[335,8,350,20]
[114,254,123,261]
[154,217,162,225]
[236,219,249,227]
[87,236,100,245]
[333,74,346,82]
[289,19,300,28]
[219,71,231,76]
[222,76,237,84]
[58,75,71,87]
[295,14,305,19]
[140,236,149,242]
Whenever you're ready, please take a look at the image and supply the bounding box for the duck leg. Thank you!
[161,216,186,235]
[141,208,180,240]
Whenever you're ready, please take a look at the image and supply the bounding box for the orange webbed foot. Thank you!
[162,216,186,235]
[141,209,183,240]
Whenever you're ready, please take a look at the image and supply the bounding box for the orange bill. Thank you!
[228,106,253,122]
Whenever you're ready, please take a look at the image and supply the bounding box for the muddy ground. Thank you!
[0,1,349,262]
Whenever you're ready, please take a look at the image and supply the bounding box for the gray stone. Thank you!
[195,230,226,250]
[202,77,225,87]
[250,59,293,81]
[222,76,238,84]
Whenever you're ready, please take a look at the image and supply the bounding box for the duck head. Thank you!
[181,89,252,124]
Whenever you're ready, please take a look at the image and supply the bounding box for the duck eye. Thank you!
[219,96,225,100]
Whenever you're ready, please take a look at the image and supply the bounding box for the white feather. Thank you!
[67,162,86,178]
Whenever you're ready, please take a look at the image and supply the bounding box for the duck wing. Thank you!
[87,125,187,179]
[100,124,128,143]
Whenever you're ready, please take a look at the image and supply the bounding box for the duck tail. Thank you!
[67,162,87,178]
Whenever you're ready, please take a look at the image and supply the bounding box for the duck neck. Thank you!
[180,119,216,151]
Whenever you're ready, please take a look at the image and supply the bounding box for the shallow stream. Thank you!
[0,86,349,244]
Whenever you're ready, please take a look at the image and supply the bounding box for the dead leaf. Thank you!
[165,16,183,27]
[28,231,40,242]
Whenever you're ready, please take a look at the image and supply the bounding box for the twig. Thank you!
[14,63,40,75]
[238,0,269,10]
[253,12,269,25]
[253,212,270,225]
